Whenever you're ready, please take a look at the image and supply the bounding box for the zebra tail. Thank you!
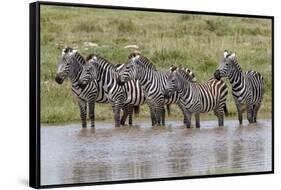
[224,104,229,117]
[134,106,140,117]
[166,105,171,116]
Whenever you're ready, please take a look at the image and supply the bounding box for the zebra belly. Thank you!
[180,95,217,113]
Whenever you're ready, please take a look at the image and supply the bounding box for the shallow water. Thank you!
[41,119,272,186]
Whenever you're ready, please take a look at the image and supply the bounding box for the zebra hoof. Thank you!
[90,125,95,128]
[82,124,87,128]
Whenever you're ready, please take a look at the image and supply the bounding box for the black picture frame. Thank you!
[29,1,274,189]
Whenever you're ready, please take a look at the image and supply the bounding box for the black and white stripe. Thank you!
[214,50,264,124]
[165,68,228,128]
[78,54,146,126]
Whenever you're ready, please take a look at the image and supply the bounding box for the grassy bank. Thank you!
[40,5,272,124]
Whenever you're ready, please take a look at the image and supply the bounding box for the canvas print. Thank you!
[32,2,273,187]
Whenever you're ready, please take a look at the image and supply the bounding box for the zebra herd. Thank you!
[55,48,265,128]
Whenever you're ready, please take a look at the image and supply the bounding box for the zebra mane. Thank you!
[170,64,177,72]
[86,53,122,76]
[63,47,73,54]
[169,65,196,82]
[73,52,87,66]
[176,68,194,82]
[86,53,115,67]
[128,52,157,71]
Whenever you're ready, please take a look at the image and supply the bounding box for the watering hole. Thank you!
[41,119,272,185]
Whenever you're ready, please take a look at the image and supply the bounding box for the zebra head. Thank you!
[164,68,180,99]
[214,50,236,80]
[117,52,140,85]
[55,47,79,84]
[78,54,98,88]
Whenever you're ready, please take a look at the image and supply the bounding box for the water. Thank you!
[41,119,272,186]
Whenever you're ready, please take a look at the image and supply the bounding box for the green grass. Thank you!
[40,5,272,124]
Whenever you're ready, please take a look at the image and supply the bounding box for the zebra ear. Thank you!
[230,52,236,58]
[92,55,98,61]
[224,50,229,58]
[170,64,177,72]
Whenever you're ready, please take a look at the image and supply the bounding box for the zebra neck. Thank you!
[95,61,116,81]
[70,64,82,84]
[228,70,245,92]
[137,69,157,90]
[179,78,190,95]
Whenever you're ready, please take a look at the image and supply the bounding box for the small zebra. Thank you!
[164,66,228,128]
[214,50,264,124]
[78,53,146,127]
[55,47,98,128]
[117,52,196,126]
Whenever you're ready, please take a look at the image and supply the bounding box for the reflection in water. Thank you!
[41,119,272,185]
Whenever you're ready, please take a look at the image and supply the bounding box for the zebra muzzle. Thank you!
[55,75,64,84]
[78,80,87,88]
[116,77,125,85]
[214,70,221,80]
[164,91,171,99]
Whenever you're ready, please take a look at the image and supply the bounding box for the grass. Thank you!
[40,5,272,124]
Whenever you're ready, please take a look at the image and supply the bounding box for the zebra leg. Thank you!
[253,102,261,123]
[214,107,224,127]
[177,103,188,125]
[186,112,192,128]
[182,109,192,128]
[161,106,166,126]
[235,102,243,125]
[155,106,162,126]
[88,101,95,128]
[247,105,254,123]
[112,104,121,127]
[148,103,156,126]
[128,106,133,125]
[77,98,87,128]
[195,113,200,128]
[120,105,128,125]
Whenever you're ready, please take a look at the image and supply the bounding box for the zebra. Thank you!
[55,47,98,128]
[117,52,196,126]
[78,53,146,127]
[164,66,228,128]
[214,50,264,124]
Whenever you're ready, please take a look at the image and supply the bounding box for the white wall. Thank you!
[0,0,279,189]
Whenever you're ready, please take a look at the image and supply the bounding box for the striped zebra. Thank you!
[117,52,196,126]
[214,50,264,124]
[78,53,146,127]
[164,66,228,128]
[55,47,98,128]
